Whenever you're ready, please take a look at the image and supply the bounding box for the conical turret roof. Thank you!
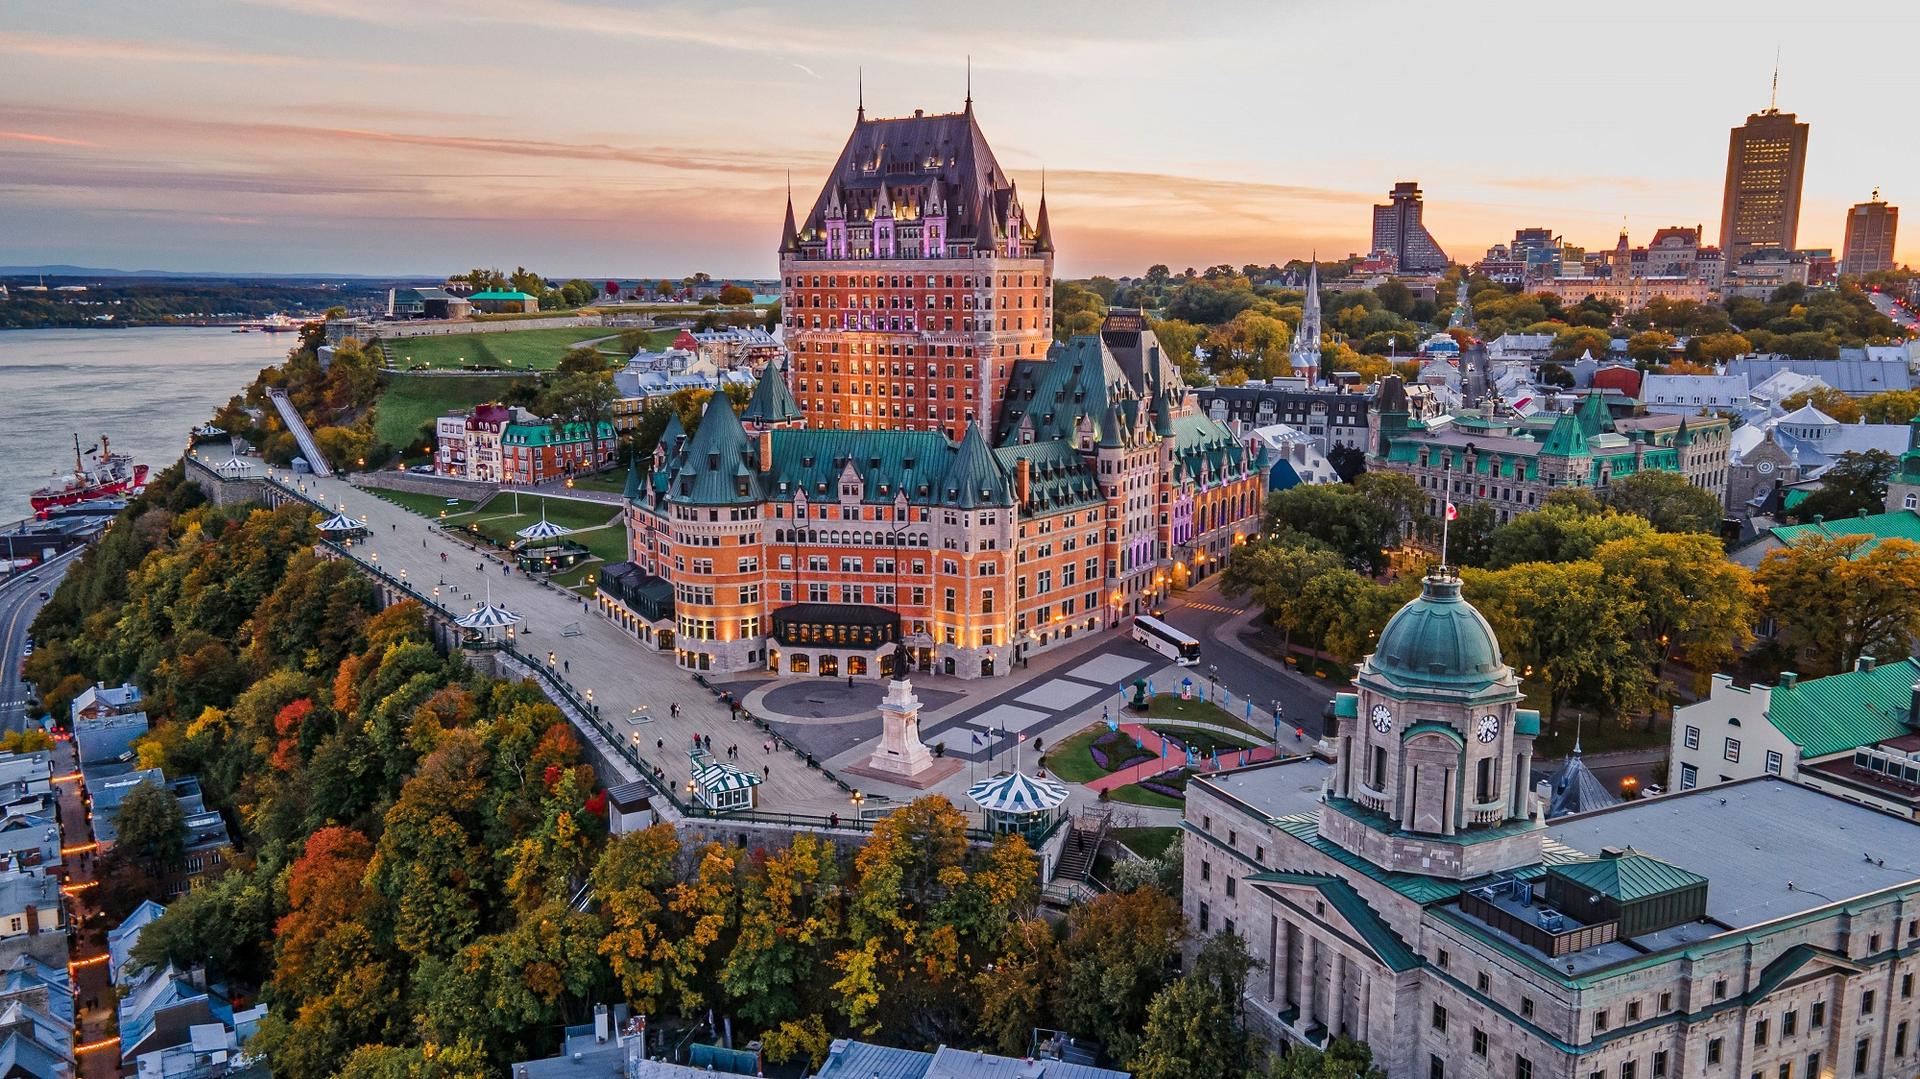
[673,392,758,505]
[939,422,1012,508]
[1032,190,1053,254]
[779,190,799,254]
[742,360,803,426]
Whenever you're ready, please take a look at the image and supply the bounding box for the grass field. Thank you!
[1110,826,1179,861]
[1040,727,1107,784]
[1140,695,1274,741]
[373,373,531,452]
[470,492,623,530]
[378,327,620,371]
[566,469,631,495]
[1107,780,1185,809]
[1146,724,1255,757]
[369,488,476,519]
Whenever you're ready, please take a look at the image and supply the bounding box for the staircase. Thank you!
[267,389,333,477]
[1051,804,1113,892]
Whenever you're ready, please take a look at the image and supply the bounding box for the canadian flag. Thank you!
[1445,502,1458,521]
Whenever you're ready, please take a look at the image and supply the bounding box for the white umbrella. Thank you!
[216,457,251,474]
[516,504,572,543]
[316,512,364,533]
[456,602,521,631]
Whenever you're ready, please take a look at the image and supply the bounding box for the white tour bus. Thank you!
[1133,615,1201,666]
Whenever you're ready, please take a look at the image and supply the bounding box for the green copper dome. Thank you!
[1368,574,1507,694]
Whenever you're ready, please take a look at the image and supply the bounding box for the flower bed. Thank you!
[1088,729,1155,773]
[1136,767,1193,801]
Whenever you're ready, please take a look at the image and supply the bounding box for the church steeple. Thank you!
[1290,257,1322,384]
[778,175,798,255]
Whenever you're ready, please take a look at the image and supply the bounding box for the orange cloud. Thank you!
[0,130,96,147]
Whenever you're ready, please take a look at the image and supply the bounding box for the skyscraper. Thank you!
[1842,191,1898,275]
[1369,182,1449,272]
[777,96,1053,440]
[1718,90,1810,262]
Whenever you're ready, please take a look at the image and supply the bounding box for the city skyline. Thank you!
[6,0,1918,276]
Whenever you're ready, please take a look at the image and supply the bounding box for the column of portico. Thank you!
[1513,747,1533,818]
[1326,950,1347,1037]
[1271,915,1289,1006]
[1298,936,1318,1031]
[1357,973,1371,1043]
[1442,765,1458,836]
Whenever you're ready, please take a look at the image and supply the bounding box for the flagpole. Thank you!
[1440,503,1451,571]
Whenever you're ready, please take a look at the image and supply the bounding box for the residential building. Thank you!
[1247,424,1342,491]
[1640,372,1750,415]
[109,901,168,987]
[1373,386,1730,523]
[778,98,1054,440]
[1197,383,1372,454]
[1668,657,1920,818]
[0,758,52,821]
[0,872,65,968]
[1370,182,1449,272]
[0,817,59,880]
[1186,569,1920,1077]
[73,711,148,775]
[1720,104,1811,261]
[613,312,1262,679]
[435,403,614,484]
[689,326,784,370]
[117,964,239,1069]
[1729,507,1920,569]
[1724,249,1814,297]
[69,681,140,724]
[1843,191,1899,275]
[813,1040,1128,1078]
[1725,355,1913,396]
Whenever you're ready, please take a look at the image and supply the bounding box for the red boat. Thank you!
[32,434,148,516]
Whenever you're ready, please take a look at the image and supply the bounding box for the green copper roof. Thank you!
[1540,410,1588,457]
[941,423,1014,508]
[466,290,537,301]
[623,459,641,500]
[504,419,613,446]
[1264,814,1587,905]
[1402,720,1465,745]
[1366,574,1510,695]
[741,361,803,426]
[996,336,1138,447]
[1249,871,1420,972]
[1515,709,1541,737]
[1764,509,1920,558]
[765,428,953,505]
[1575,390,1615,437]
[1170,413,1249,487]
[1547,850,1706,902]
[994,440,1102,513]
[671,392,757,505]
[1765,656,1920,758]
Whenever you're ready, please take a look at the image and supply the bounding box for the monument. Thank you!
[849,642,961,788]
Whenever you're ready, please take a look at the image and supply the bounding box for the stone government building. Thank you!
[599,100,1264,679]
[1184,570,1920,1077]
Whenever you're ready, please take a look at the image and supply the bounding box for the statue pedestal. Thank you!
[847,677,961,789]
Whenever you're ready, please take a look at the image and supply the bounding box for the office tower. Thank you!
[1842,191,1898,274]
[1369,182,1449,272]
[1718,84,1810,261]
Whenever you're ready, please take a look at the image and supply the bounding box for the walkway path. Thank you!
[54,740,116,1078]
[1082,722,1280,794]
[290,470,857,815]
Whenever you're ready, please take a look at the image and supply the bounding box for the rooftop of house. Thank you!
[70,681,140,720]
[0,871,59,917]
[1734,508,1920,568]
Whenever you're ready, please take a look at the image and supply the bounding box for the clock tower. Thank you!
[1322,570,1544,880]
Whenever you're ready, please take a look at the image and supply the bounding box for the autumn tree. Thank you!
[1595,533,1755,679]
[1755,535,1920,675]
[1053,887,1185,1064]
[1487,497,1652,567]
[1464,561,1647,727]
[1779,384,1863,424]
[974,917,1061,1055]
[724,833,841,1028]
[1263,1036,1389,1078]
[1602,470,1724,534]
[1130,932,1258,1079]
[1790,450,1896,522]
[1626,330,1677,365]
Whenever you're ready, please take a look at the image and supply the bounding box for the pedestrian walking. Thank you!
[563,659,569,672]
[656,738,664,752]
[669,702,679,718]
[763,739,772,754]
[763,764,770,780]
[847,674,855,687]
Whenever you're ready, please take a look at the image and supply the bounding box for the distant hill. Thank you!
[0,265,428,281]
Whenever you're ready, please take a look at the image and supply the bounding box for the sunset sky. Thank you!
[6,0,1916,279]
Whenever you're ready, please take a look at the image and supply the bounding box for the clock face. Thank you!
[1757,460,1775,475]
[1476,714,1500,743]
[1370,704,1394,734]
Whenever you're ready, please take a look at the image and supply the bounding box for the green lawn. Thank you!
[1040,727,1107,784]
[1146,724,1255,757]
[548,560,605,596]
[372,373,531,453]
[1106,782,1185,809]
[1139,695,1274,741]
[470,492,624,530]
[369,488,476,519]
[566,469,632,495]
[1110,826,1180,861]
[569,525,628,563]
[378,327,620,371]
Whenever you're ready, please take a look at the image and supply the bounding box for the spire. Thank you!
[965,54,972,112]
[623,457,641,501]
[778,174,798,254]
[742,358,803,428]
[857,67,864,121]
[1032,169,1053,254]
[1769,47,1779,112]
[940,422,1012,508]
[1291,255,1323,383]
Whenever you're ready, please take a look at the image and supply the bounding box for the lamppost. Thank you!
[1207,664,1219,703]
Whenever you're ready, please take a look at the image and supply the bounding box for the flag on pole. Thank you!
[1245,698,1254,721]
[1445,502,1458,521]
[971,731,982,746]
[1017,732,1027,743]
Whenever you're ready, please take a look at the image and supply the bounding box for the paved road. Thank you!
[1868,291,1919,333]
[54,736,115,1078]
[1158,577,1343,741]
[0,548,82,734]
[297,471,859,815]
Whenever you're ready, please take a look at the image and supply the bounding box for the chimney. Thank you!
[758,429,773,473]
[1778,671,1798,688]
[1016,457,1032,503]
[22,905,35,936]
[1856,656,1878,673]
